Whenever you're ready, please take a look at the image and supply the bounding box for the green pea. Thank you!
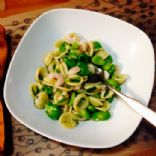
[79,109,91,120]
[92,111,111,121]
[102,62,112,71]
[45,101,62,120]
[92,55,105,66]
[59,42,67,52]
[93,41,102,50]
[115,85,121,92]
[69,52,77,59]
[87,105,96,112]
[106,79,118,87]
[70,49,80,54]
[108,64,115,76]
[43,85,53,95]
[102,63,115,76]
[78,53,90,63]
[63,56,77,69]
[77,62,90,76]
[71,42,79,49]
[104,55,113,64]
[106,79,121,92]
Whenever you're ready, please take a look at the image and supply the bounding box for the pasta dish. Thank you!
[29,33,126,128]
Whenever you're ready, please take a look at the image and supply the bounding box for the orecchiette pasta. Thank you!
[29,82,42,98]
[43,51,54,66]
[35,67,48,82]
[34,92,49,109]
[29,33,126,128]
[73,93,89,112]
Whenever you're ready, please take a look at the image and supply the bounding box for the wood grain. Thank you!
[0,0,6,11]
[0,25,7,152]
[0,0,69,17]
[0,25,7,80]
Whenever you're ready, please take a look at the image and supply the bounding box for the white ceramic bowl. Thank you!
[4,9,154,148]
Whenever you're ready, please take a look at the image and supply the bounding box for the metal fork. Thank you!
[95,67,156,127]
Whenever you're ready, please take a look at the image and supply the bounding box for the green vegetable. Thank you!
[59,42,67,52]
[103,55,113,64]
[77,62,90,76]
[102,63,115,76]
[115,85,121,92]
[45,101,62,120]
[78,53,90,63]
[92,111,111,121]
[87,105,96,112]
[30,34,127,129]
[69,92,76,106]
[93,41,102,50]
[63,56,77,68]
[42,85,53,95]
[92,55,104,66]
[108,64,115,76]
[70,49,80,54]
[69,52,77,59]
[102,62,112,71]
[106,79,121,92]
[106,79,118,87]
[79,109,91,120]
[71,42,79,49]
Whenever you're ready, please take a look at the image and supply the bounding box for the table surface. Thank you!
[0,0,156,155]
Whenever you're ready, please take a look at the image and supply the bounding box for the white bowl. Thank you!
[4,9,154,148]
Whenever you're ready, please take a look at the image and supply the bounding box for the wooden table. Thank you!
[0,0,156,155]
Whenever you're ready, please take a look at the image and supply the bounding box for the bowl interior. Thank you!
[4,9,154,148]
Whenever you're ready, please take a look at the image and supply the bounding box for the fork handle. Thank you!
[110,87,156,127]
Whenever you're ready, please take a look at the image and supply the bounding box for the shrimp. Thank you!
[80,42,88,52]
[48,73,64,87]
[68,66,80,75]
[65,33,80,43]
[73,85,81,91]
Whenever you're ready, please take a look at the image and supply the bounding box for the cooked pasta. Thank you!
[29,33,126,128]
